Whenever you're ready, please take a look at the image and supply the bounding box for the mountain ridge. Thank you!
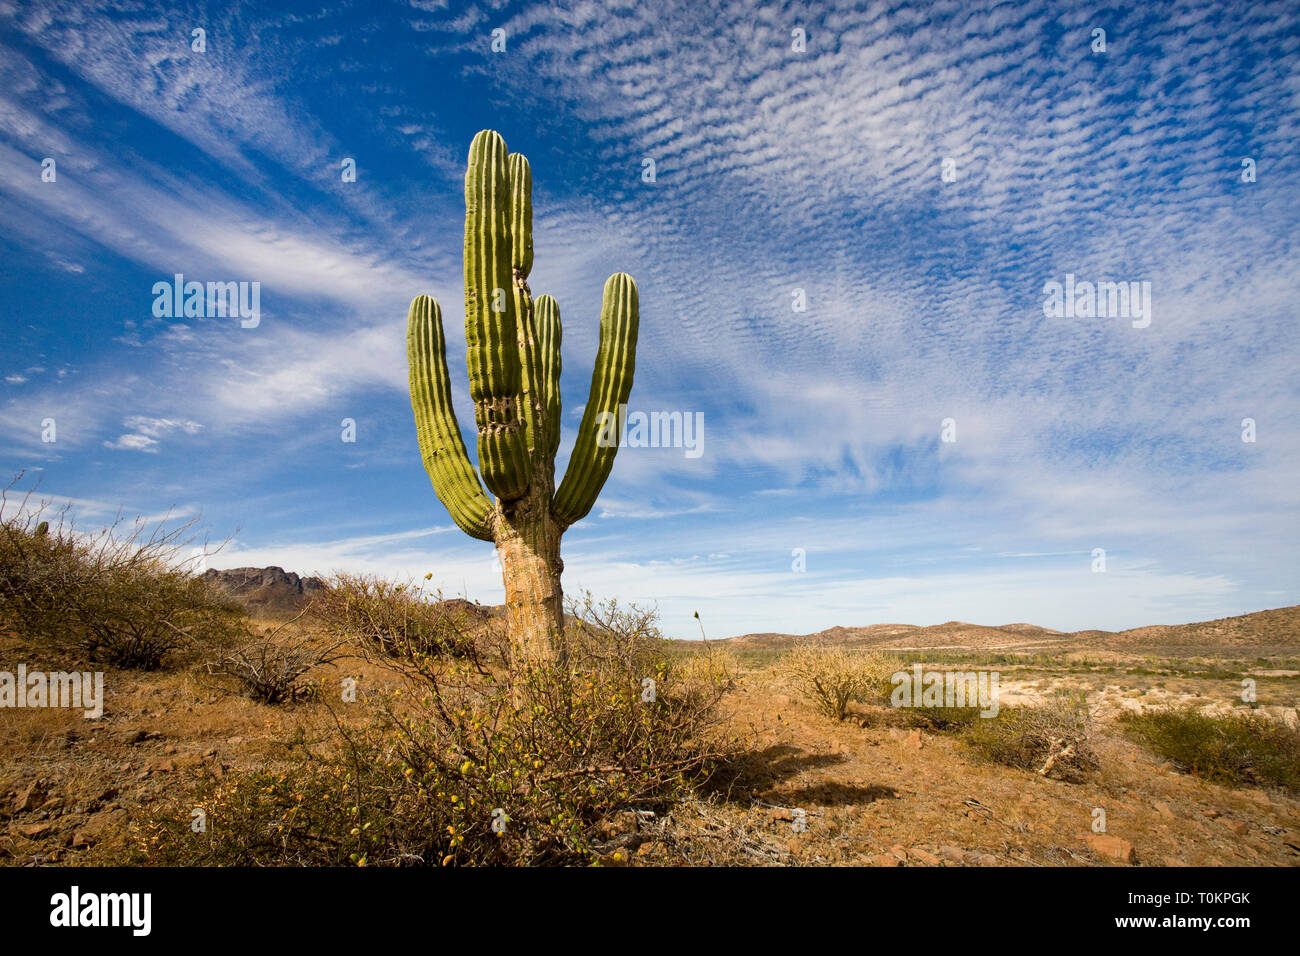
[717,605,1300,652]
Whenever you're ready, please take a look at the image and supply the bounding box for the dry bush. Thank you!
[1120,707,1300,793]
[775,644,901,721]
[206,613,348,704]
[136,598,740,866]
[309,572,484,662]
[962,691,1099,781]
[0,479,245,669]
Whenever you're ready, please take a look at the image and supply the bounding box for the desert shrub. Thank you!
[310,573,483,662]
[135,599,739,866]
[896,704,985,731]
[881,665,990,730]
[1119,707,1300,793]
[0,486,244,669]
[962,692,1099,781]
[775,644,901,721]
[206,615,348,704]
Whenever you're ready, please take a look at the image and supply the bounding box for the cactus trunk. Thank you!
[407,129,638,671]
[495,480,565,666]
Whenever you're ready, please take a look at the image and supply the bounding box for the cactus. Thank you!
[407,130,638,663]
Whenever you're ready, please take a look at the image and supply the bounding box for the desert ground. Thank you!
[2,569,1297,867]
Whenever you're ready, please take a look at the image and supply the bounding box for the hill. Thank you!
[201,566,326,616]
[720,605,1300,654]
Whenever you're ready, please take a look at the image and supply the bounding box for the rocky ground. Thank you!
[3,601,1299,866]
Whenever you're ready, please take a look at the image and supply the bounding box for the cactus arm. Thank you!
[534,294,563,460]
[407,295,495,542]
[509,152,545,464]
[464,129,531,500]
[552,273,638,526]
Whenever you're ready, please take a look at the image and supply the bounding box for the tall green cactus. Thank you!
[407,129,639,663]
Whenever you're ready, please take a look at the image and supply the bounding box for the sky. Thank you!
[1,0,1297,639]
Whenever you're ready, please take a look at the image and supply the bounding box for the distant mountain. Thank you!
[719,606,1300,654]
[202,566,326,615]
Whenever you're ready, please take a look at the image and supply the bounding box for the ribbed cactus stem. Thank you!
[464,130,531,501]
[553,273,639,526]
[407,295,495,541]
[509,153,545,464]
[406,130,639,668]
[534,294,563,460]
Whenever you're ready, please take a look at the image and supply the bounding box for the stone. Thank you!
[12,782,47,814]
[1223,819,1248,836]
[937,845,966,863]
[1084,833,1136,864]
[10,821,52,840]
[70,809,127,848]
[909,847,942,866]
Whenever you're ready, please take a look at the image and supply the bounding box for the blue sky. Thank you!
[2,0,1297,639]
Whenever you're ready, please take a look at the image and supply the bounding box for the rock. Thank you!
[907,729,924,750]
[768,807,795,823]
[1202,808,1222,819]
[871,854,903,867]
[96,787,120,803]
[1152,802,1175,819]
[1223,819,1248,836]
[1084,833,1136,864]
[70,809,127,848]
[937,845,966,863]
[975,854,998,866]
[147,758,176,773]
[909,848,942,866]
[202,566,327,615]
[889,844,908,863]
[39,798,62,813]
[12,782,47,814]
[10,821,52,840]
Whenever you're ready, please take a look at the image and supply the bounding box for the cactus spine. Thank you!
[407,129,639,664]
